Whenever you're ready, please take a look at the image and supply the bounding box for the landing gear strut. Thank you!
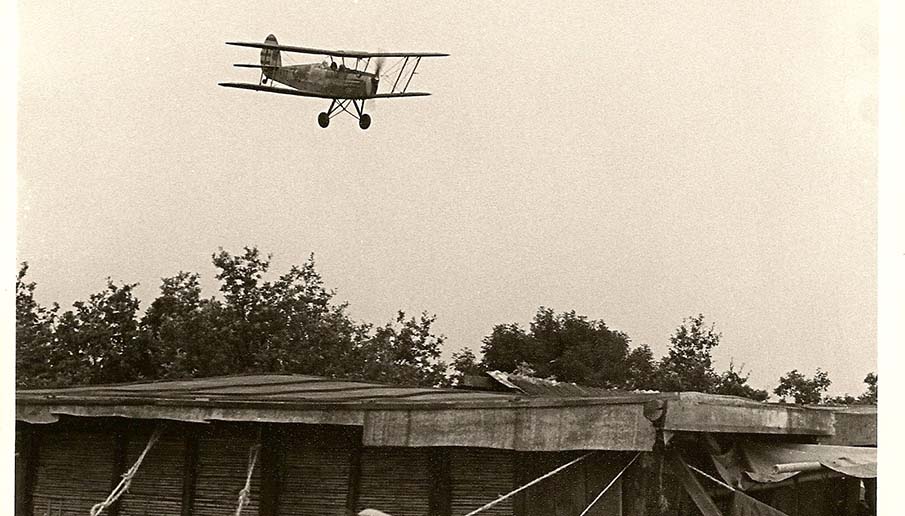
[316,98,372,129]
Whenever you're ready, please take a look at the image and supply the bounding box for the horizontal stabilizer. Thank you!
[233,64,278,69]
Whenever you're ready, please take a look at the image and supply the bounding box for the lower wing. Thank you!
[218,82,430,99]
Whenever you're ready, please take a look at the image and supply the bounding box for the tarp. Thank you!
[738,442,876,483]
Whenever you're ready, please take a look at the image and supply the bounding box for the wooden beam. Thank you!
[108,426,130,516]
[621,452,652,516]
[345,428,363,515]
[658,396,833,436]
[18,425,40,516]
[428,448,452,516]
[666,450,723,516]
[259,425,281,516]
[180,428,199,516]
[512,451,530,516]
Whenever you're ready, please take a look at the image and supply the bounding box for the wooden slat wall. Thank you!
[277,427,354,516]
[449,448,515,516]
[358,447,431,516]
[118,425,186,516]
[30,427,118,516]
[192,425,263,516]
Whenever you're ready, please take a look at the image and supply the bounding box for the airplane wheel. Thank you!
[359,114,371,130]
[318,112,330,128]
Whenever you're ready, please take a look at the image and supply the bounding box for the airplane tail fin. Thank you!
[260,34,281,68]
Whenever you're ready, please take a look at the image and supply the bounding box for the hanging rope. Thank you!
[234,430,263,516]
[577,452,641,516]
[462,451,595,516]
[687,463,736,492]
[90,426,163,516]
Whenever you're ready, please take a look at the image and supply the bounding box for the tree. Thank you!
[353,311,448,387]
[480,307,643,389]
[448,348,484,386]
[15,263,60,388]
[860,372,877,404]
[16,247,450,388]
[773,369,831,404]
[623,344,658,391]
[52,280,149,385]
[713,362,769,401]
[823,372,877,405]
[657,314,721,392]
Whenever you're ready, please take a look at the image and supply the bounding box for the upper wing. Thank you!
[225,41,449,58]
[218,83,431,100]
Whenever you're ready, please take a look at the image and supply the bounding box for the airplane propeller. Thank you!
[370,56,386,94]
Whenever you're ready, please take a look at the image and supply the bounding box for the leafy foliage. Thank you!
[773,368,832,404]
[861,372,878,403]
[448,347,484,385]
[16,257,872,403]
[15,263,60,388]
[480,307,640,389]
[15,248,448,388]
[824,372,877,405]
[656,314,720,392]
[713,362,769,401]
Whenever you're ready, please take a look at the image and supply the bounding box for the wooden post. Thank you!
[864,478,876,516]
[666,450,723,516]
[622,452,652,516]
[259,425,282,516]
[107,426,130,516]
[345,429,363,516]
[180,427,199,516]
[17,425,41,516]
[513,451,530,516]
[428,448,452,516]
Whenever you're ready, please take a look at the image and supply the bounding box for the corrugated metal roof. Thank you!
[18,374,524,404]
[484,371,660,398]
[16,373,856,450]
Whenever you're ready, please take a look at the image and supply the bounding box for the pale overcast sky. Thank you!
[16,1,877,395]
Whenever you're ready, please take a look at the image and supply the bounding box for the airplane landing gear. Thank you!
[316,99,371,129]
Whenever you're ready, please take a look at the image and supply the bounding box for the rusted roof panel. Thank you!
[17,374,862,450]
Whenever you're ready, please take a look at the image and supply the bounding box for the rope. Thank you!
[90,426,163,516]
[234,432,262,516]
[687,463,736,492]
[577,452,641,516]
[462,451,595,516]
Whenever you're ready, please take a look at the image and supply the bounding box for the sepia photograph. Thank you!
[9,1,900,515]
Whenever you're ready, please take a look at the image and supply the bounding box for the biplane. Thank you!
[219,35,448,129]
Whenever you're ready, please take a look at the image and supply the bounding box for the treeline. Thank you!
[15,247,876,405]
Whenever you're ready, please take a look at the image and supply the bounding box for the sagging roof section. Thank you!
[16,374,659,451]
[16,373,868,451]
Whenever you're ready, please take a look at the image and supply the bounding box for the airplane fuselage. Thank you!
[265,63,378,99]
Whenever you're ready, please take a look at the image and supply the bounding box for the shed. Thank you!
[15,373,876,516]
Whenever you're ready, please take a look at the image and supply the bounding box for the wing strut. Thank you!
[403,57,422,93]
[388,56,424,94]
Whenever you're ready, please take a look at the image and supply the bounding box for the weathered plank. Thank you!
[363,404,656,451]
[655,394,833,436]
[667,450,723,516]
[819,409,877,446]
